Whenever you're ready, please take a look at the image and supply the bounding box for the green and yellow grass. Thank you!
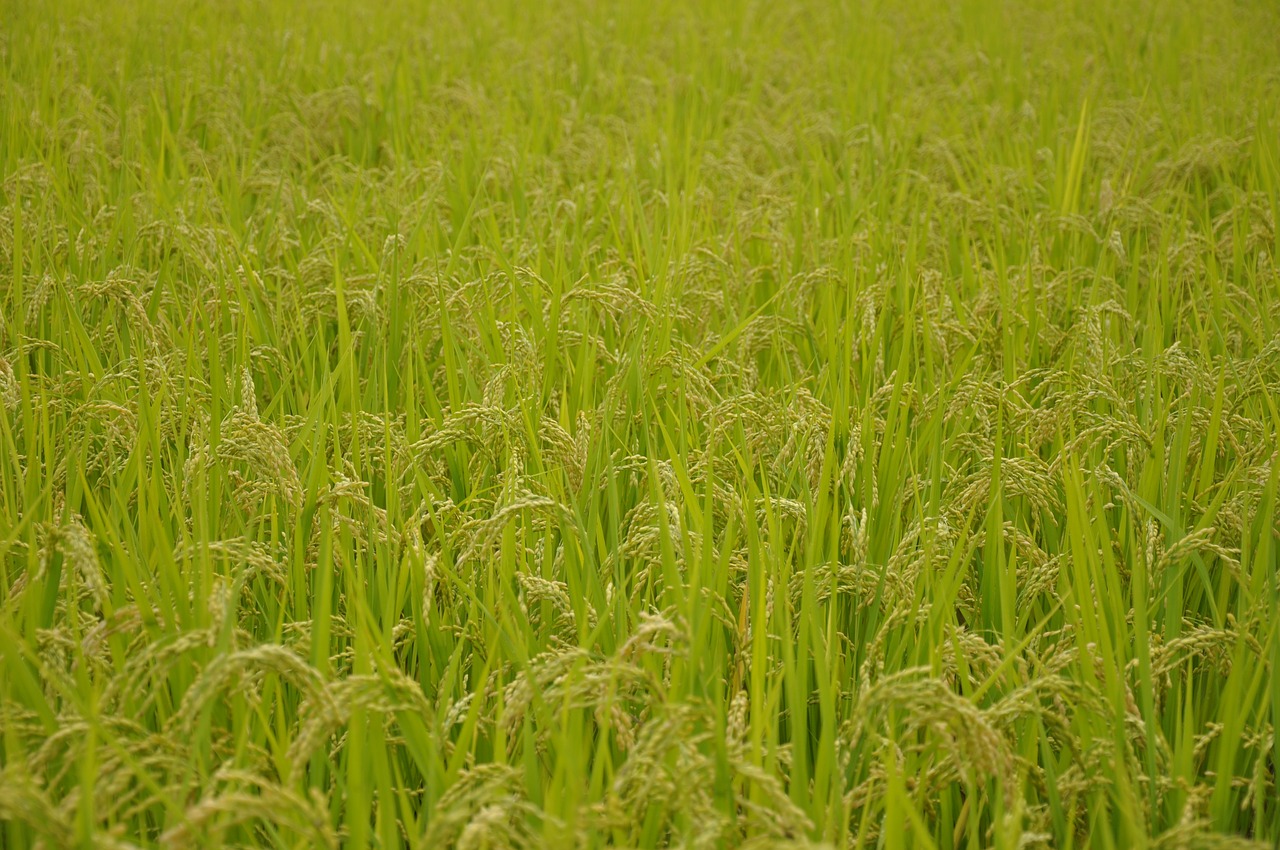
[2,0,1279,846]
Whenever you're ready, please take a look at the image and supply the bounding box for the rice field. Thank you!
[2,0,1279,846]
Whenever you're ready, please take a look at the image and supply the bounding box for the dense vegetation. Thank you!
[2,0,1279,846]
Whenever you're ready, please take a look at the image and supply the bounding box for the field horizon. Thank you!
[2,0,1279,847]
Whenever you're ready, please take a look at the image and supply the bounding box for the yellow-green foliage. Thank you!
[2,0,1279,847]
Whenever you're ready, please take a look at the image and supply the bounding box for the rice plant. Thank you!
[1,0,1278,846]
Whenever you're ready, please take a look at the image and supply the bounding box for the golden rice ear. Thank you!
[160,774,338,850]
[0,766,76,849]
